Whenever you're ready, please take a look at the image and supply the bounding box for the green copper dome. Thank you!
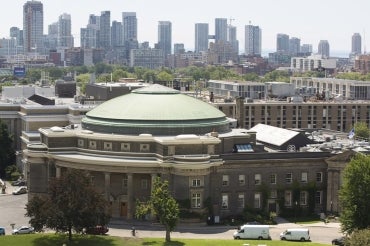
[82,84,230,135]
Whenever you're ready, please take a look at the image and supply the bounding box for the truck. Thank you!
[280,228,310,241]
[233,225,270,240]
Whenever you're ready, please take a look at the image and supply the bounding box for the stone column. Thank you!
[127,173,133,219]
[56,166,61,178]
[104,172,111,201]
[151,173,157,192]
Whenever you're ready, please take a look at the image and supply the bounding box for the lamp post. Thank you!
[330,200,333,215]
[294,201,298,223]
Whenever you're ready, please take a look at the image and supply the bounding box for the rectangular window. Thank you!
[315,191,322,204]
[300,191,307,205]
[285,190,292,206]
[192,179,201,187]
[122,177,128,190]
[254,193,261,208]
[301,172,308,183]
[316,172,323,182]
[254,174,261,185]
[207,145,215,154]
[222,175,229,186]
[191,193,201,208]
[270,174,277,184]
[285,173,293,184]
[221,194,228,209]
[270,190,277,199]
[238,193,245,208]
[141,179,148,189]
[239,175,245,186]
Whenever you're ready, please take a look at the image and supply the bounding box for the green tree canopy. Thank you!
[339,154,370,233]
[353,122,370,140]
[135,177,179,242]
[26,169,110,241]
[156,71,174,82]
[0,120,15,178]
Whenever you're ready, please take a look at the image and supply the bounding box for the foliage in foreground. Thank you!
[339,154,370,233]
[0,235,328,246]
[346,229,370,246]
[135,177,179,242]
[26,169,111,241]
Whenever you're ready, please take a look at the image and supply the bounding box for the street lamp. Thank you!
[294,201,298,223]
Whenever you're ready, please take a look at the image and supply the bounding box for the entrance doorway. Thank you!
[121,202,128,217]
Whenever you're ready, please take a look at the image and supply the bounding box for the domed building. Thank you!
[25,84,331,220]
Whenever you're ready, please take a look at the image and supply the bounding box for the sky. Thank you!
[1,0,370,57]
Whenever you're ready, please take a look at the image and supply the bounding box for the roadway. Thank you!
[0,182,343,245]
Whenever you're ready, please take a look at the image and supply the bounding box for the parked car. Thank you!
[332,236,346,245]
[0,227,5,235]
[85,225,109,235]
[12,186,27,195]
[12,226,34,235]
[280,228,310,241]
[11,179,26,186]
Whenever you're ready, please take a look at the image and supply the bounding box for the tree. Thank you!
[135,177,179,242]
[0,120,15,178]
[339,154,370,233]
[353,122,369,140]
[26,169,110,241]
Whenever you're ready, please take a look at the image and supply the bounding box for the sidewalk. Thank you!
[274,216,341,228]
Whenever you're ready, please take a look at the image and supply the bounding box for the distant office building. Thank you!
[99,11,111,49]
[157,21,172,56]
[318,40,330,58]
[122,12,137,42]
[351,33,362,55]
[80,25,98,49]
[215,18,228,42]
[291,55,336,73]
[10,27,23,47]
[276,33,289,53]
[354,54,370,73]
[129,48,164,69]
[245,24,262,56]
[23,0,43,54]
[301,44,312,53]
[111,21,123,47]
[207,40,238,64]
[289,37,301,56]
[174,43,185,55]
[228,25,239,55]
[58,13,73,48]
[195,23,209,53]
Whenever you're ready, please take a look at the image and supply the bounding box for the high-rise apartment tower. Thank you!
[245,24,261,56]
[195,23,209,53]
[23,0,43,53]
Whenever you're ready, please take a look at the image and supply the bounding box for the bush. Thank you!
[347,229,370,246]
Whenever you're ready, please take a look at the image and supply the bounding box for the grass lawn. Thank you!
[0,234,329,246]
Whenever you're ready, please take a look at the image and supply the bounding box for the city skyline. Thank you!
[1,0,370,56]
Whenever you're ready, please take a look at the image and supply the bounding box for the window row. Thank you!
[223,172,323,186]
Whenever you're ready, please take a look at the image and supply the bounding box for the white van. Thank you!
[233,225,270,240]
[280,228,310,241]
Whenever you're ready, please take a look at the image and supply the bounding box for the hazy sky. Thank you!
[1,0,370,56]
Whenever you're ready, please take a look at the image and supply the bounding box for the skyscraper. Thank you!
[122,12,137,42]
[111,21,123,47]
[228,25,239,55]
[23,0,43,53]
[245,25,261,56]
[10,27,23,47]
[318,40,330,58]
[289,37,301,55]
[195,23,209,53]
[99,11,111,49]
[158,21,172,56]
[58,13,73,48]
[301,44,312,53]
[352,33,362,55]
[276,33,289,52]
[215,18,228,42]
